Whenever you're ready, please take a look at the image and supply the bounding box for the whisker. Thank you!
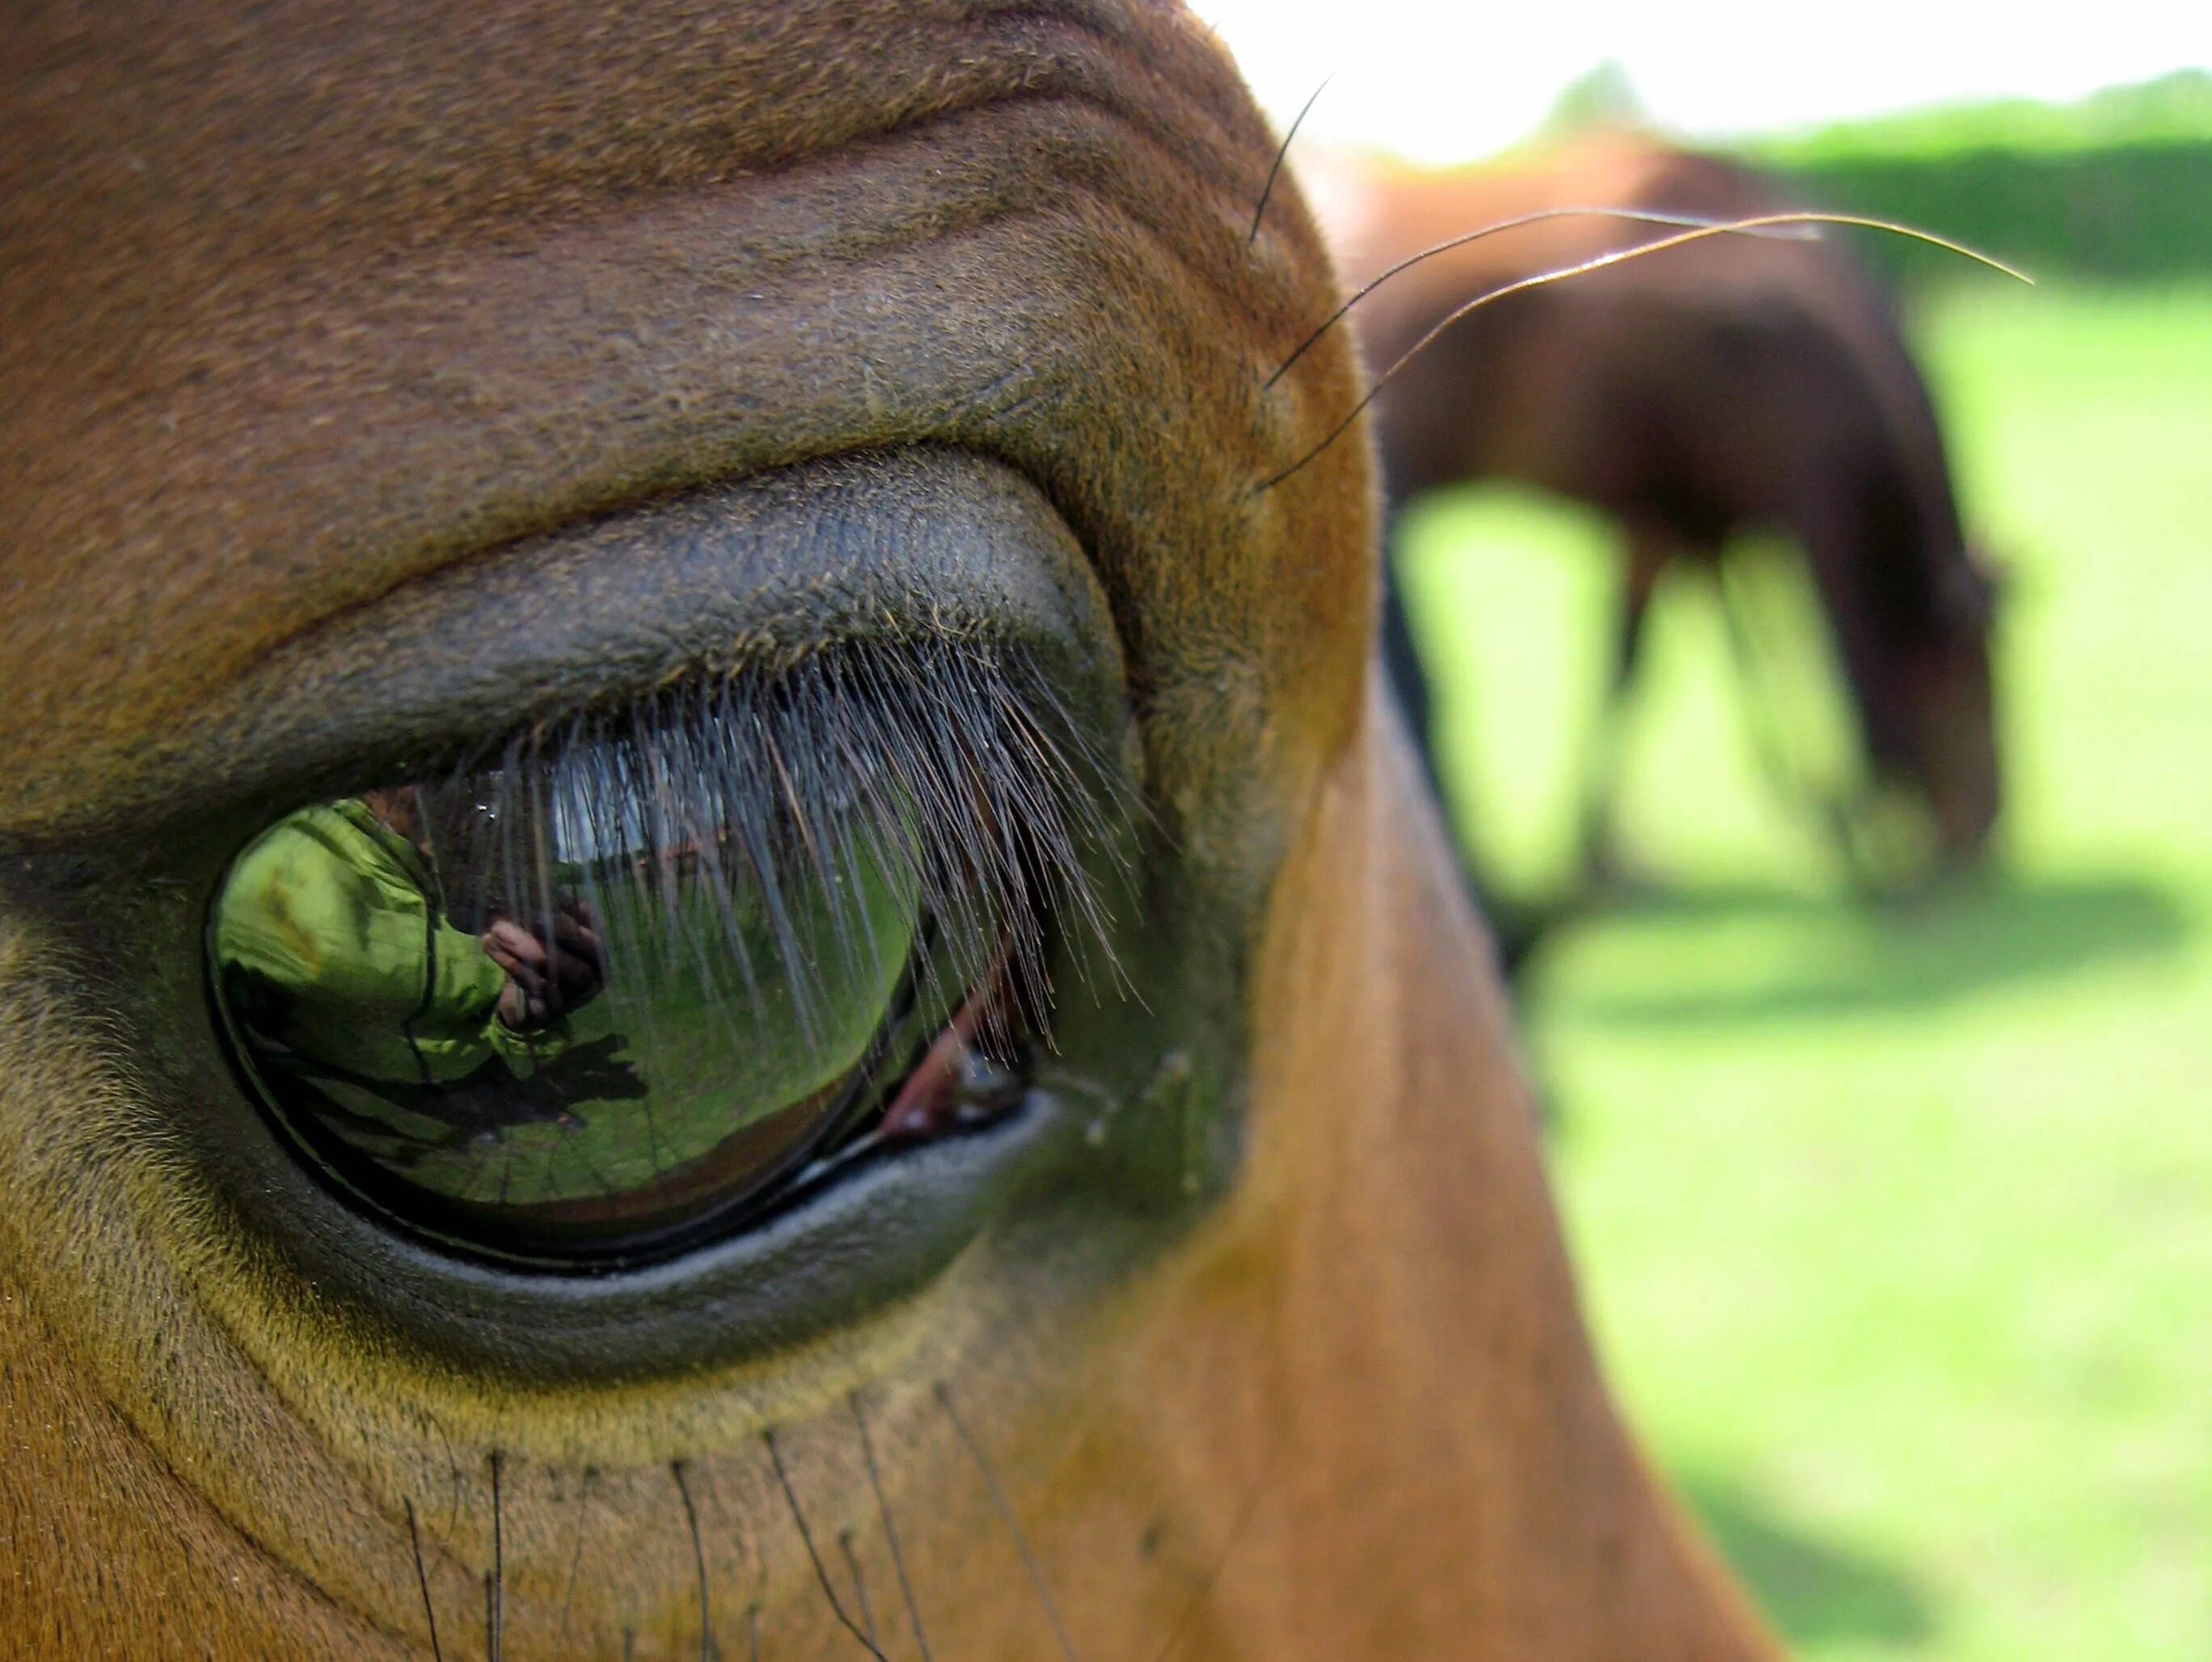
[1257,210,2031,493]
[837,1531,879,1651]
[433,1419,466,1582]
[762,1429,889,1660]
[1146,1431,1285,1662]
[488,1451,504,1662]
[553,1468,597,1659]
[851,1391,935,1662]
[935,1380,1080,1662]
[674,1461,718,1661]
[1248,74,1334,248]
[1264,204,1821,390]
[406,1498,445,1662]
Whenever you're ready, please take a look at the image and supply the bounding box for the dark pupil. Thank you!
[205,692,1020,1269]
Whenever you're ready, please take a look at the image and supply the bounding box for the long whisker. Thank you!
[1248,74,1333,247]
[673,1462,717,1662]
[406,1498,445,1662]
[935,1381,1081,1662]
[762,1429,888,1660]
[1265,204,1820,390]
[1257,211,2031,493]
[851,1391,935,1662]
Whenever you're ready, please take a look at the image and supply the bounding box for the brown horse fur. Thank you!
[2,7,1775,1657]
[1319,132,2003,880]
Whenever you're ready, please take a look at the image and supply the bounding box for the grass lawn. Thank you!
[1397,282,2212,1660]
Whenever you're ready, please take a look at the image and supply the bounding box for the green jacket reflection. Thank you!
[213,799,562,1085]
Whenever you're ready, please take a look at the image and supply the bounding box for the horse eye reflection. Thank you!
[201,658,1121,1271]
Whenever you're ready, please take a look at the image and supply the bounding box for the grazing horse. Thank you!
[1320,134,2003,907]
[2,8,1775,1658]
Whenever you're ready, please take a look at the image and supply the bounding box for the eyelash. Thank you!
[424,638,1129,1067]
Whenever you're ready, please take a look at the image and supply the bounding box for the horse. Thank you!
[1317,133,2004,922]
[1,7,1775,1656]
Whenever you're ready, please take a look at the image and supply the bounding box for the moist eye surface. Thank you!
[205,641,1113,1272]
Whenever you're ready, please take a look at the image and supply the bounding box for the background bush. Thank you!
[1746,70,2212,284]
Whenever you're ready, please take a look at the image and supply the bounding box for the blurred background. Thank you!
[1201,6,2211,1659]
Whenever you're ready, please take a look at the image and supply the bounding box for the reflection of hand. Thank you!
[483,902,605,1031]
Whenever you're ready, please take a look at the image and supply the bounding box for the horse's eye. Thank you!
[205,650,1087,1272]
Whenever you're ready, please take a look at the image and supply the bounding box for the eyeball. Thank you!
[206,646,1110,1270]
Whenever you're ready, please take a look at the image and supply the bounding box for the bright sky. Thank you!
[1197,1,2211,162]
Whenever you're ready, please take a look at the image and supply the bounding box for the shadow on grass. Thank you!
[1686,1477,1941,1648]
[1542,872,2190,1027]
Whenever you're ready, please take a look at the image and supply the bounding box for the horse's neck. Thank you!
[1800,266,1972,574]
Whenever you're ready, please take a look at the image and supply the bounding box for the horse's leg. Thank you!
[1378,529,1544,972]
[1378,530,1446,810]
[1575,521,1674,892]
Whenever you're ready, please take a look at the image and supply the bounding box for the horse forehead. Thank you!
[13,0,1171,219]
[2,0,1373,827]
[6,0,1269,462]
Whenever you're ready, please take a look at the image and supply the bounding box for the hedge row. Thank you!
[1762,139,2212,287]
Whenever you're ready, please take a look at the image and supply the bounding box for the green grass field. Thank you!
[1398,282,2212,1660]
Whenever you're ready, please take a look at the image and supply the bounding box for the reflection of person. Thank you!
[213,791,604,1089]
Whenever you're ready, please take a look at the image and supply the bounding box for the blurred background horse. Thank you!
[1225,31,2211,1660]
[1317,134,2005,962]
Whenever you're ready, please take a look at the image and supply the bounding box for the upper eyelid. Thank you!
[14,452,1128,848]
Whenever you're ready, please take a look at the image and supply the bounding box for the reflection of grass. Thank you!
[400,844,934,1210]
[1400,284,2212,1660]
